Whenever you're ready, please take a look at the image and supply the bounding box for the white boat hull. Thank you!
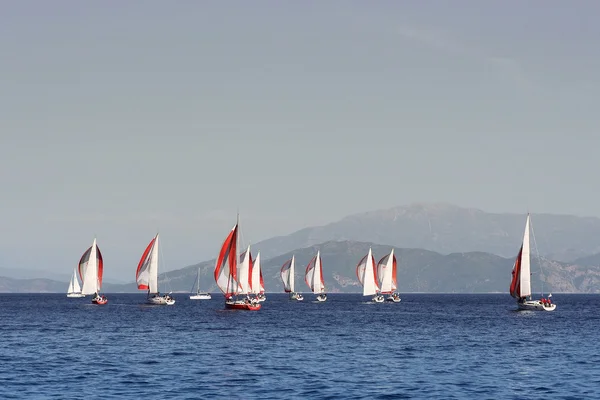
[67,293,85,298]
[518,300,556,311]
[371,295,384,303]
[289,292,304,301]
[189,293,211,300]
[256,293,266,302]
[147,295,176,305]
[316,294,327,302]
[386,294,401,302]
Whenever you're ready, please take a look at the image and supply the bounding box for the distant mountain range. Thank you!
[252,203,600,262]
[3,203,600,293]
[101,240,600,294]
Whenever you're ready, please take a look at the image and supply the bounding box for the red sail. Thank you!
[214,224,239,297]
[510,246,523,298]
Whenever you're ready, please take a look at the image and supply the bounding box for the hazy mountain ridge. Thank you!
[97,240,600,294]
[252,203,600,262]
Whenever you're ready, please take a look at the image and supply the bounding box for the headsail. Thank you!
[249,252,262,295]
[214,224,240,297]
[377,249,397,294]
[510,214,531,299]
[79,238,103,295]
[280,255,295,293]
[356,247,379,296]
[68,268,81,294]
[238,246,252,295]
[136,234,159,293]
[305,251,325,293]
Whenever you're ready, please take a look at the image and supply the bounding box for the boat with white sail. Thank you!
[214,217,261,311]
[378,249,401,302]
[249,252,266,302]
[305,250,327,302]
[136,233,175,305]
[510,214,556,311]
[189,266,211,300]
[281,255,303,301]
[356,247,384,303]
[66,267,84,298]
[79,238,107,305]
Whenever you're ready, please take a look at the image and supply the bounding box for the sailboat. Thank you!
[378,249,401,302]
[249,252,266,302]
[136,233,175,305]
[79,238,107,305]
[189,266,211,300]
[510,214,556,311]
[356,247,384,303]
[305,250,327,302]
[281,255,303,301]
[66,267,84,298]
[214,218,261,311]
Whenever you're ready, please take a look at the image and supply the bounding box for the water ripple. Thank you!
[0,293,598,399]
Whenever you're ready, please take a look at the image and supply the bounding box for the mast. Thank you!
[290,255,295,293]
[196,267,200,294]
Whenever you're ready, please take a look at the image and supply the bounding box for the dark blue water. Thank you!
[0,294,598,399]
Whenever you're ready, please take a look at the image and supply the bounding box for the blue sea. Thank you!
[0,293,598,399]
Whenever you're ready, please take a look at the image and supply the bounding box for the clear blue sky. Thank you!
[1,1,598,282]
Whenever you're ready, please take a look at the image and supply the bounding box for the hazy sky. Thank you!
[1,1,599,282]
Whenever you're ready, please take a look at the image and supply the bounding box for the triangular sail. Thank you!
[280,255,295,293]
[259,264,265,294]
[238,246,252,295]
[356,248,379,296]
[377,249,397,294]
[214,224,240,297]
[510,214,532,299]
[136,234,159,294]
[68,268,81,294]
[249,252,262,294]
[305,251,325,294]
[79,238,103,295]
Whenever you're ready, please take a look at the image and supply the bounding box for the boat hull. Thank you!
[517,300,556,311]
[147,295,176,305]
[92,295,107,305]
[67,293,85,298]
[225,299,261,311]
[189,293,211,300]
[257,293,266,302]
[316,294,327,302]
[386,294,401,302]
[289,292,304,301]
[371,295,384,303]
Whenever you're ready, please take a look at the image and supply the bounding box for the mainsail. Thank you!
[510,214,531,299]
[79,238,103,295]
[280,255,295,293]
[377,249,397,294]
[136,234,160,293]
[214,224,241,297]
[249,252,262,295]
[305,251,325,294]
[356,247,379,296]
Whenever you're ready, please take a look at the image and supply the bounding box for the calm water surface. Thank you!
[0,293,598,399]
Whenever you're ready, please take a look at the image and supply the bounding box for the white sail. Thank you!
[361,248,379,296]
[250,252,262,294]
[68,268,81,294]
[148,234,160,294]
[289,255,295,293]
[378,249,395,293]
[520,215,532,297]
[238,245,251,294]
[80,239,99,295]
[312,251,324,293]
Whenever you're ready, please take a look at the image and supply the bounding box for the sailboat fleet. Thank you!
[65,213,556,312]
